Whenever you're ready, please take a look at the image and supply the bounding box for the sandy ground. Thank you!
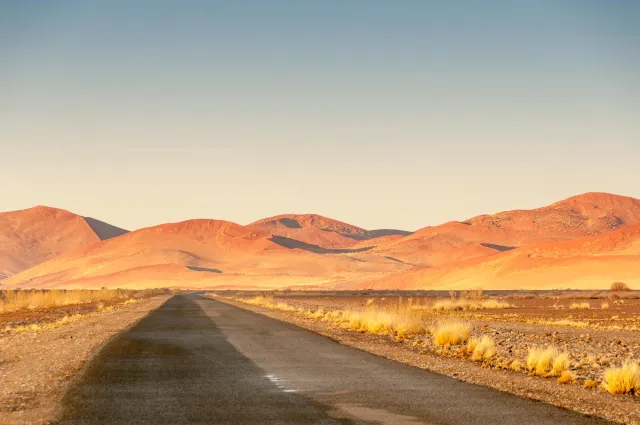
[217,294,640,425]
[0,296,169,425]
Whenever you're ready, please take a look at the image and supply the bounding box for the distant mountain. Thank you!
[248,213,411,248]
[343,223,640,290]
[365,192,640,266]
[0,206,128,279]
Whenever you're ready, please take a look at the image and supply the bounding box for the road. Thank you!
[55,294,612,424]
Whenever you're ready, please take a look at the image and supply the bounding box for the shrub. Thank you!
[569,302,590,310]
[583,379,597,389]
[467,335,496,361]
[610,282,631,292]
[552,352,570,376]
[433,321,470,346]
[557,370,575,384]
[602,361,640,395]
[527,346,569,377]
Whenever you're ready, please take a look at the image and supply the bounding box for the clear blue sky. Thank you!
[1,1,638,231]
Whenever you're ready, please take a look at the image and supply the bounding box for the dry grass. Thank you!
[569,302,591,310]
[241,295,425,338]
[432,320,470,346]
[467,335,496,361]
[600,302,609,310]
[527,346,569,377]
[584,379,598,390]
[557,370,575,384]
[432,298,511,311]
[3,313,86,334]
[602,361,640,395]
[0,289,163,313]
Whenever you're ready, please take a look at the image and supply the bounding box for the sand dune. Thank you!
[248,213,411,248]
[4,193,640,290]
[365,192,640,266]
[3,218,410,289]
[0,206,128,279]
[344,223,640,290]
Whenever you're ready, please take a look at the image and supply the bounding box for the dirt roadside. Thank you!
[216,297,640,425]
[0,295,169,425]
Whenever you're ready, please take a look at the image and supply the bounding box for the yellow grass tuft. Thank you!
[602,361,640,395]
[432,298,511,311]
[557,370,575,384]
[583,379,598,389]
[600,302,609,310]
[552,352,570,376]
[569,302,591,310]
[468,335,496,361]
[433,321,470,346]
[527,346,569,377]
[510,360,522,372]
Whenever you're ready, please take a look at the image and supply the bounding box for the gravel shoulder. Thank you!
[217,297,640,425]
[0,295,169,425]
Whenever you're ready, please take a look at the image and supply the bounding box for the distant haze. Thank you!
[1,1,638,231]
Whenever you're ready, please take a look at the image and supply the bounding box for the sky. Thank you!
[1,1,639,232]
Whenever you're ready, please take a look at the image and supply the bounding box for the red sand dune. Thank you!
[0,206,127,280]
[3,218,410,289]
[4,193,640,290]
[248,213,411,248]
[344,223,640,290]
[366,192,640,266]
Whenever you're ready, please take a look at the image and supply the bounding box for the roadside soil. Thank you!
[217,296,640,425]
[0,295,169,425]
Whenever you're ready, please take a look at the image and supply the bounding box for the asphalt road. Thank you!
[55,294,613,425]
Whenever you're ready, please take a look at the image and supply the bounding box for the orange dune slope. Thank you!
[247,213,411,248]
[0,206,128,280]
[366,192,640,266]
[3,218,410,289]
[346,223,640,290]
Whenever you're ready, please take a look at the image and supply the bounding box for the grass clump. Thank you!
[432,298,511,311]
[583,379,598,389]
[569,302,590,310]
[467,335,496,361]
[527,346,569,377]
[602,361,640,395]
[433,321,470,346]
[557,370,575,385]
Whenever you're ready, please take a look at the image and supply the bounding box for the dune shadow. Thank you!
[83,217,129,240]
[278,218,303,228]
[480,243,516,252]
[368,229,413,237]
[186,265,223,273]
[269,236,374,254]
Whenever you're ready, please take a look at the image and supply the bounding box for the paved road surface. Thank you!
[55,294,612,424]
